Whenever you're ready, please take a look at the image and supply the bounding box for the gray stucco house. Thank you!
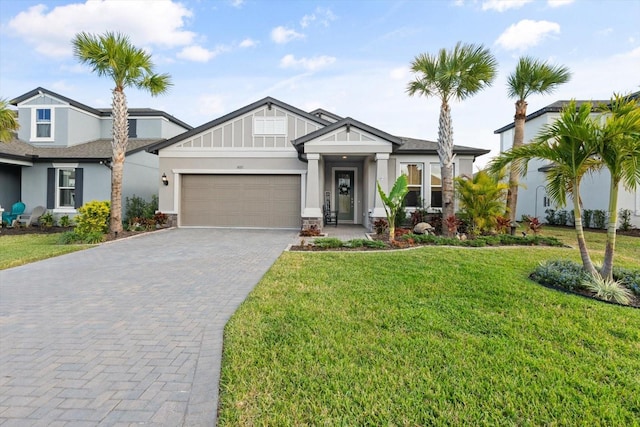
[147,97,489,230]
[0,87,192,221]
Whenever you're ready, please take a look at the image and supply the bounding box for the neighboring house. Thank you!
[147,97,488,230]
[0,87,191,220]
[494,93,640,228]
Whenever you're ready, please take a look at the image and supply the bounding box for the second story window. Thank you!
[32,108,54,141]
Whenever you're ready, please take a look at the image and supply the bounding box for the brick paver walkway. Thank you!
[0,228,295,426]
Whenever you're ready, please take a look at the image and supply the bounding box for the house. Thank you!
[0,87,192,221]
[494,93,640,228]
[147,97,489,230]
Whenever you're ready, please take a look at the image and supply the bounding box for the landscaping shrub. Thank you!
[593,209,606,229]
[583,275,632,305]
[313,237,343,249]
[531,260,591,291]
[59,215,72,227]
[555,210,568,226]
[613,266,640,296]
[582,209,593,228]
[124,194,158,226]
[58,231,83,244]
[545,209,557,225]
[76,200,110,235]
[618,209,633,231]
[373,218,388,235]
[346,239,386,249]
[39,211,55,229]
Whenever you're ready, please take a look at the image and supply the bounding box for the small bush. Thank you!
[582,209,593,228]
[593,210,606,229]
[76,200,110,235]
[39,211,55,229]
[373,218,388,235]
[313,237,343,249]
[124,194,158,225]
[59,215,72,227]
[82,231,105,244]
[618,209,633,231]
[613,267,640,296]
[58,231,83,244]
[545,209,557,225]
[583,275,632,305]
[531,260,590,291]
[345,238,386,249]
[555,210,568,226]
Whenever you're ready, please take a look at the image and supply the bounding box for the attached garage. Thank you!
[180,174,301,228]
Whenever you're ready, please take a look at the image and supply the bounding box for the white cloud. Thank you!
[389,67,408,81]
[270,26,305,44]
[230,0,244,8]
[177,45,228,62]
[495,20,561,51]
[482,0,533,12]
[547,0,574,7]
[279,54,336,71]
[300,7,336,28]
[7,1,195,58]
[596,28,613,37]
[239,38,258,48]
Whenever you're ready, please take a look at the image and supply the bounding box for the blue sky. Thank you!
[1,0,639,167]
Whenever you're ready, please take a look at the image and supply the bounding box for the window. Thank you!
[128,119,137,138]
[57,169,76,208]
[430,163,442,208]
[47,167,82,210]
[430,163,455,208]
[254,117,286,135]
[401,163,423,207]
[36,108,52,138]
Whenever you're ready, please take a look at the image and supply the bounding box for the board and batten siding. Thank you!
[165,106,321,151]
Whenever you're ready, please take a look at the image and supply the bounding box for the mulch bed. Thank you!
[0,226,158,241]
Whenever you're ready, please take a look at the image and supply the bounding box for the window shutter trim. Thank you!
[74,168,84,208]
[46,168,55,209]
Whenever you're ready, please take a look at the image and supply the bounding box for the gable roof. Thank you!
[292,117,403,150]
[11,87,192,130]
[494,91,640,134]
[309,108,343,122]
[146,97,331,154]
[0,137,162,164]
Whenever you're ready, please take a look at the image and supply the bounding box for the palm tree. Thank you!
[407,42,498,236]
[489,101,601,276]
[505,57,571,223]
[596,94,640,280]
[0,97,19,143]
[73,32,172,234]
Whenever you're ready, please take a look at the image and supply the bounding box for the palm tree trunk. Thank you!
[572,179,598,277]
[506,99,527,222]
[110,88,128,234]
[438,101,455,237]
[601,180,619,280]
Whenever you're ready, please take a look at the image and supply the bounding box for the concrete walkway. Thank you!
[0,228,296,426]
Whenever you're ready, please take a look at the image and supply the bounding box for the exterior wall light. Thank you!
[162,173,169,186]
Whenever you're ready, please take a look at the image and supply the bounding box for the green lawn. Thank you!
[218,230,640,425]
[0,233,91,270]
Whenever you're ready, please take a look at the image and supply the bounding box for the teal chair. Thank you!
[2,201,26,226]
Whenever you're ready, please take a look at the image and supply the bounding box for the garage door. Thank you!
[180,174,301,228]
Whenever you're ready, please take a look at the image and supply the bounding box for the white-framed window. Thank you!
[254,116,286,135]
[401,162,423,208]
[57,168,76,208]
[31,107,55,141]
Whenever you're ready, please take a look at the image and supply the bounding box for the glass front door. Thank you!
[335,170,354,222]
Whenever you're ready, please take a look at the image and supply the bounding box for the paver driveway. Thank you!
[0,228,296,426]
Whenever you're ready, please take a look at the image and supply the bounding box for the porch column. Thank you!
[372,153,389,218]
[302,153,322,218]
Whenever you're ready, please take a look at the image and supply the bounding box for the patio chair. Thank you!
[2,201,26,227]
[16,205,47,227]
[323,203,338,227]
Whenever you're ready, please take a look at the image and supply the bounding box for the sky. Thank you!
[1,0,639,168]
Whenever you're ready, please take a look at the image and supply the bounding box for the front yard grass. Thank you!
[218,231,640,425]
[0,234,90,270]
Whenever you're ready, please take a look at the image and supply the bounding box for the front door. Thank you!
[335,170,354,222]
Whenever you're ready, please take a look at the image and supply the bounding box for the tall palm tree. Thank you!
[0,97,19,143]
[596,94,640,280]
[505,57,571,223]
[407,42,498,236]
[73,32,172,234]
[489,101,601,276]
